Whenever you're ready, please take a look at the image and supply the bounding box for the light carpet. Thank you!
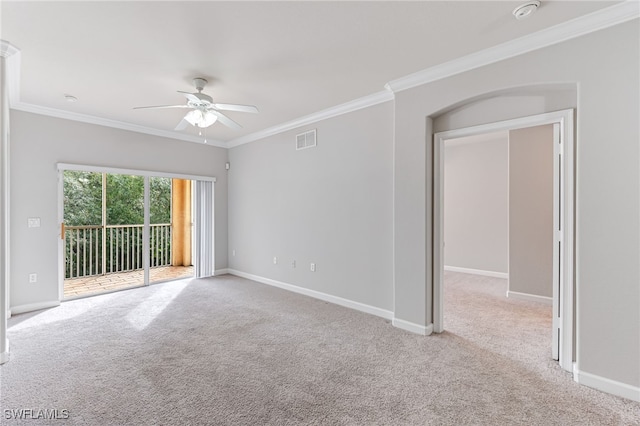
[1,272,638,425]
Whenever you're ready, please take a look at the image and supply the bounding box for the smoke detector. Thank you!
[513,1,540,20]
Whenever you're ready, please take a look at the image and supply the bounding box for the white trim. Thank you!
[435,110,574,141]
[0,349,8,364]
[12,102,226,148]
[227,269,394,320]
[10,301,60,316]
[574,368,640,402]
[3,4,638,152]
[56,163,216,183]
[4,3,637,151]
[434,109,575,372]
[392,318,433,336]
[0,40,19,367]
[506,291,553,306]
[57,170,65,301]
[444,265,508,280]
[0,41,21,106]
[444,130,508,147]
[385,1,640,93]
[214,268,230,276]
[227,90,394,148]
[143,177,150,285]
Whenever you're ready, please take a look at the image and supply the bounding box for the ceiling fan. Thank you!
[134,78,258,131]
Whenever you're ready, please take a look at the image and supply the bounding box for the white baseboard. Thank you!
[0,338,9,364]
[392,318,433,336]
[574,367,640,402]
[444,266,508,279]
[227,269,394,320]
[214,268,230,276]
[10,300,60,316]
[506,290,553,306]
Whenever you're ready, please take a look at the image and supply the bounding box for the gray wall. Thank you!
[9,111,228,309]
[8,18,638,394]
[509,125,553,298]
[228,102,394,311]
[444,136,508,274]
[393,21,639,387]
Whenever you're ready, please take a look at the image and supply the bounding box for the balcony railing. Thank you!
[65,224,172,279]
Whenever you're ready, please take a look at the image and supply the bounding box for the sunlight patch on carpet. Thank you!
[8,294,116,331]
[126,282,188,330]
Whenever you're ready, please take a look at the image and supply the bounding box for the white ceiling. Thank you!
[1,1,619,145]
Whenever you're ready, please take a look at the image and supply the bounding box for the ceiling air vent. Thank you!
[296,129,317,150]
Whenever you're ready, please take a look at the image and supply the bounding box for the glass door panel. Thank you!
[105,173,145,291]
[63,170,103,299]
[149,177,194,283]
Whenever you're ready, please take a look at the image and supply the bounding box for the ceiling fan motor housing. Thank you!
[192,93,213,104]
[193,77,208,92]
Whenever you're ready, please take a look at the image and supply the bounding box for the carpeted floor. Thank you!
[1,272,638,425]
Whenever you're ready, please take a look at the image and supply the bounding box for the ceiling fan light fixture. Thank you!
[134,77,255,131]
[200,111,218,128]
[184,109,203,126]
[184,109,218,128]
[513,1,540,20]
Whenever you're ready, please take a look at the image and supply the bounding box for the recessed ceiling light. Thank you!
[64,94,78,102]
[513,1,540,20]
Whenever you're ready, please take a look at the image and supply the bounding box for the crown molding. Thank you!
[0,40,20,58]
[385,1,640,93]
[11,102,227,148]
[0,40,20,59]
[3,2,638,149]
[0,40,21,106]
[227,89,394,148]
[2,39,224,148]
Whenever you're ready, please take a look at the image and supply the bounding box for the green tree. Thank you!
[64,172,172,226]
[150,177,171,224]
[106,174,144,225]
[63,171,102,226]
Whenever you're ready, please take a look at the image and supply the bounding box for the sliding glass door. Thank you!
[149,177,194,284]
[60,165,213,300]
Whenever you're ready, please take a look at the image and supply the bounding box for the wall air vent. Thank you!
[296,129,317,150]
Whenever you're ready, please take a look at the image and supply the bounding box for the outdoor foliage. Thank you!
[150,177,171,224]
[63,171,102,226]
[63,171,171,225]
[106,174,145,225]
[63,171,173,279]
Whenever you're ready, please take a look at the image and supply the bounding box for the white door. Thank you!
[551,123,562,361]
[433,109,574,372]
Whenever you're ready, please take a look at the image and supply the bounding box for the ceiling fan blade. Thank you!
[175,118,189,131]
[208,109,242,129]
[178,91,201,103]
[133,104,189,110]
[212,103,259,113]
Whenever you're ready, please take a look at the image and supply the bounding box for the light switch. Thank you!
[28,217,41,228]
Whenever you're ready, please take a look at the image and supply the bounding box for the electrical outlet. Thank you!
[310,263,316,272]
[232,249,236,257]
[29,273,37,283]
[292,260,296,268]
[273,256,278,265]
